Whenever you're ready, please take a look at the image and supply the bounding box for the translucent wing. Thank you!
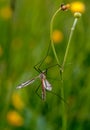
[43,79,52,91]
[16,78,35,89]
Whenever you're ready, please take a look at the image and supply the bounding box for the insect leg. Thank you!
[35,84,42,100]
[34,42,51,72]
[47,90,68,105]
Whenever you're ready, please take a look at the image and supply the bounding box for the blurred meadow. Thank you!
[0,0,90,130]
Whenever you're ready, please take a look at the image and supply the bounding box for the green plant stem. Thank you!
[50,8,81,130]
[62,18,78,69]
[60,17,79,130]
[61,73,67,130]
[50,7,67,130]
[50,7,61,65]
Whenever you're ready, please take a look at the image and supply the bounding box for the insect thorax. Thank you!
[39,72,46,79]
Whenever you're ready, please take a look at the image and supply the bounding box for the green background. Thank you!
[0,0,90,130]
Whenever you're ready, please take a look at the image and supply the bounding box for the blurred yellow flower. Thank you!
[7,111,24,126]
[0,6,12,20]
[52,30,63,44]
[12,92,24,110]
[70,1,85,13]
[0,45,3,57]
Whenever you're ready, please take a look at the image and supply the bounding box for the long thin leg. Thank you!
[46,90,68,105]
[44,63,61,78]
[45,63,61,71]
[38,43,51,68]
[35,84,42,100]
[34,42,51,73]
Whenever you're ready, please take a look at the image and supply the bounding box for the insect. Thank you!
[16,43,62,101]
[16,70,52,100]
[16,43,53,100]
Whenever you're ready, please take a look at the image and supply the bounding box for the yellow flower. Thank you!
[52,30,63,44]
[70,1,85,13]
[12,92,24,110]
[7,111,24,126]
[0,6,12,20]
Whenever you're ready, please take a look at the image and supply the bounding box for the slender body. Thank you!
[16,72,52,100]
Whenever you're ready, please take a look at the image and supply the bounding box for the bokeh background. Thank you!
[0,0,90,130]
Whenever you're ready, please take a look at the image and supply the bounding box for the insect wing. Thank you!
[16,78,35,89]
[43,79,52,91]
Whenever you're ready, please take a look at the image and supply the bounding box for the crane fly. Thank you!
[16,71,52,100]
[16,43,63,101]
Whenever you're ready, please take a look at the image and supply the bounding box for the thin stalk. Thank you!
[50,7,81,130]
[61,14,81,130]
[62,18,78,69]
[60,73,67,130]
[50,7,67,130]
[50,7,61,65]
